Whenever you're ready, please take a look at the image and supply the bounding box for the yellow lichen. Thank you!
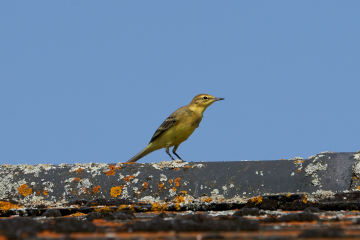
[93,207,115,213]
[71,212,87,217]
[286,193,292,198]
[175,203,181,210]
[0,201,20,210]
[118,205,128,211]
[174,196,185,203]
[110,186,122,197]
[151,202,167,211]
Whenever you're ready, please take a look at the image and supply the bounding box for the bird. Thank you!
[127,94,224,163]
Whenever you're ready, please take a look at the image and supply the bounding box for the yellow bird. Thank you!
[127,94,224,163]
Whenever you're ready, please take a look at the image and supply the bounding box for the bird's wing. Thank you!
[149,112,178,143]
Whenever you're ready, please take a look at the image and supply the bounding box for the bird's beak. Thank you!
[214,97,225,101]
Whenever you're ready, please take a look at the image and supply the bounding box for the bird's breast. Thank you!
[153,110,203,147]
[173,113,202,139]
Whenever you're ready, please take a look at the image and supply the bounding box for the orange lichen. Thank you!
[286,193,292,198]
[0,201,20,210]
[18,184,32,197]
[184,166,191,169]
[354,176,357,179]
[303,194,308,203]
[158,183,164,189]
[103,165,117,175]
[92,219,106,225]
[104,170,116,176]
[108,165,121,170]
[202,197,212,203]
[294,160,300,164]
[36,230,62,238]
[172,187,177,192]
[173,167,180,171]
[251,196,263,204]
[72,178,81,182]
[43,190,48,196]
[81,187,90,194]
[181,191,188,194]
[93,186,101,193]
[174,177,181,187]
[36,190,41,196]
[168,179,173,184]
[110,186,123,197]
[93,207,115,213]
[296,169,301,173]
[151,202,167,211]
[75,168,83,173]
[142,182,148,188]
[124,175,135,182]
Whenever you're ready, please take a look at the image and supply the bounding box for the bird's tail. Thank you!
[127,144,153,163]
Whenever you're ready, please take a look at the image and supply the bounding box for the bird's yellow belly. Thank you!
[153,118,198,148]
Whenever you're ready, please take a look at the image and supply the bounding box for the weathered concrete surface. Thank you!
[0,152,359,207]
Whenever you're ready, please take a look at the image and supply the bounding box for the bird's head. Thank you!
[190,94,224,109]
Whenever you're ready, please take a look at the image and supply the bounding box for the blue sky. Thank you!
[1,1,359,165]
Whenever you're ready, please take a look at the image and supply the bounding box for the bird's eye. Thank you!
[203,96,208,100]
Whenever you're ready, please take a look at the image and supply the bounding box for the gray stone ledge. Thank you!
[0,152,359,207]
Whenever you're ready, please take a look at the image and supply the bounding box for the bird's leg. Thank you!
[165,146,175,160]
[172,145,183,161]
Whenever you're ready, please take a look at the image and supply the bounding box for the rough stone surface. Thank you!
[0,152,357,207]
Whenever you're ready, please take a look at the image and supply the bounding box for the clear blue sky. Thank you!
[1,1,359,165]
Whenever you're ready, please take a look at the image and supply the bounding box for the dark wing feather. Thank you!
[149,114,177,143]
